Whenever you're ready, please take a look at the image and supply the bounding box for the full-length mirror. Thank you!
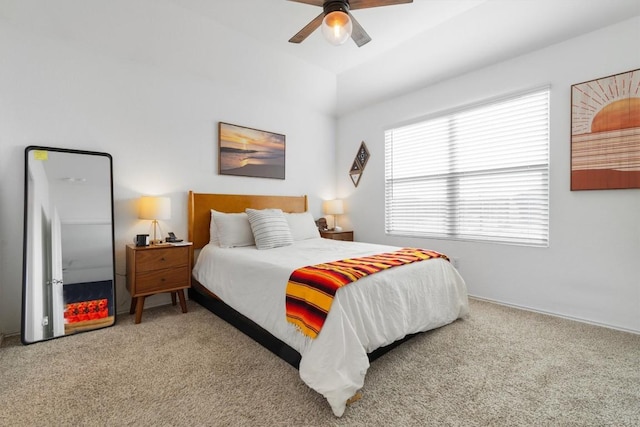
[22,146,116,344]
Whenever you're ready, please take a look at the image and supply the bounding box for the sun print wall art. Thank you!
[571,69,640,190]
[218,122,286,179]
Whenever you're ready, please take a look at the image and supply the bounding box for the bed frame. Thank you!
[187,191,416,369]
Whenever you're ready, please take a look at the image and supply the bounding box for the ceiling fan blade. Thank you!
[287,0,324,6]
[350,0,413,10]
[348,12,372,47]
[289,12,325,44]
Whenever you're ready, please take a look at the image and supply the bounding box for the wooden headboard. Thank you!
[187,191,308,251]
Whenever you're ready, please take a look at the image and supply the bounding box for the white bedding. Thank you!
[192,238,469,416]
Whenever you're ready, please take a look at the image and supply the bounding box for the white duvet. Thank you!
[192,238,469,416]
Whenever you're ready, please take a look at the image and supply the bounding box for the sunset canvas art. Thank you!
[571,69,640,190]
[218,122,285,179]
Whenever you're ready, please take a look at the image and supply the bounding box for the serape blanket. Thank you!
[285,248,449,339]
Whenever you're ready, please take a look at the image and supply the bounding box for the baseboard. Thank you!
[469,295,640,335]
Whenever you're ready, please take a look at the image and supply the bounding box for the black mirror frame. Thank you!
[21,146,117,344]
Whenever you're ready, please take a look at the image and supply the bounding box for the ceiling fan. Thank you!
[288,0,413,47]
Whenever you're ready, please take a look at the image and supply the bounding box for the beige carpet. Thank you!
[1,299,638,426]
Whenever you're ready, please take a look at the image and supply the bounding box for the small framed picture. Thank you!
[349,141,369,187]
[218,122,286,179]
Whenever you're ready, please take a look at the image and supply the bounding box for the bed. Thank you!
[187,191,469,416]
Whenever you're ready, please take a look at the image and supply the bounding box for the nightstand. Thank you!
[126,244,192,324]
[320,230,354,241]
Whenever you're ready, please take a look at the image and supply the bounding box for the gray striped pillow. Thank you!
[246,208,293,250]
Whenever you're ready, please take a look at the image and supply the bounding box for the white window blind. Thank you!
[384,89,550,247]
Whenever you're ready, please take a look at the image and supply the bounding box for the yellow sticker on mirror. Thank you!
[33,150,48,160]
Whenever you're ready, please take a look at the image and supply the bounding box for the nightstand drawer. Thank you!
[320,231,354,241]
[331,232,353,241]
[135,247,189,272]
[135,266,190,294]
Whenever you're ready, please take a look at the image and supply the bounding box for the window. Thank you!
[384,89,550,247]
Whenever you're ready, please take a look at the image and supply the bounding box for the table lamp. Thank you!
[138,196,171,245]
[324,199,344,232]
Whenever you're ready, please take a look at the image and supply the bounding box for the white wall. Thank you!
[336,17,640,333]
[0,1,338,335]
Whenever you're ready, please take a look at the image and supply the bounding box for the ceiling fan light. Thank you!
[321,11,352,46]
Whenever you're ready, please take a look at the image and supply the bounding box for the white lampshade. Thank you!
[139,196,171,245]
[321,11,352,46]
[138,196,171,220]
[324,199,344,216]
[324,199,345,232]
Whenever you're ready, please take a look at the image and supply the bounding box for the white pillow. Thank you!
[211,210,255,248]
[285,212,320,241]
[246,208,293,250]
[209,210,220,245]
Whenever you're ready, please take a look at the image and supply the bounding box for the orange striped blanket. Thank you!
[285,248,449,339]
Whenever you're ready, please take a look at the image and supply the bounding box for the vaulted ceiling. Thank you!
[168,0,640,114]
[2,1,638,116]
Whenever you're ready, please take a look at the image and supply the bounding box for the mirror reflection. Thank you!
[22,146,116,344]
